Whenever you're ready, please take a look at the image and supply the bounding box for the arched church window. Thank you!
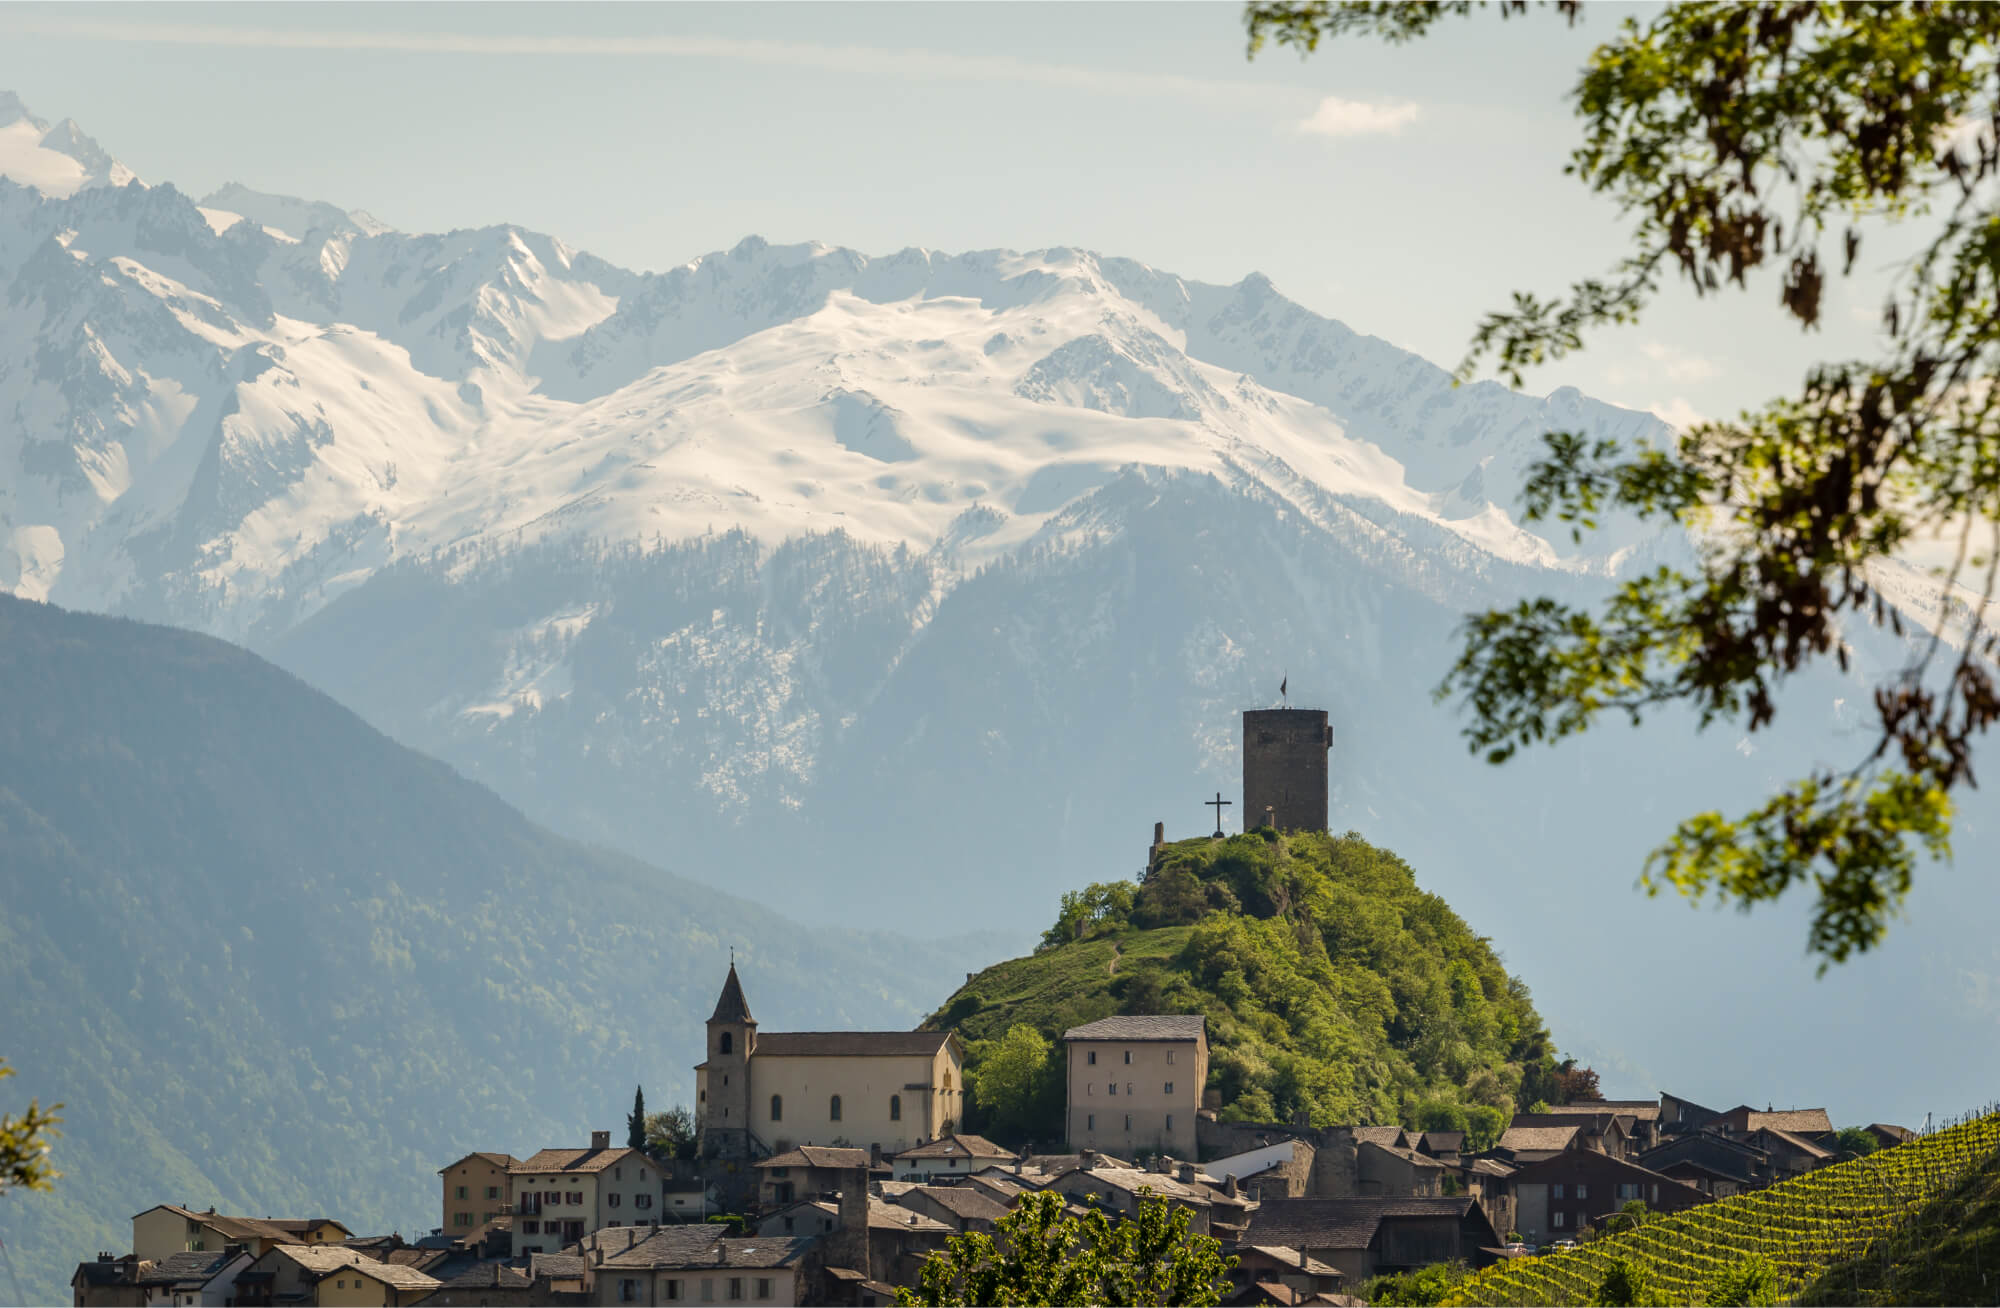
[830,1095,843,1122]
[889,1095,901,1121]
[771,1095,783,1122]
[720,1031,733,1055]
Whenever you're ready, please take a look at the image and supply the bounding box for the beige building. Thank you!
[235,1244,437,1306]
[510,1132,665,1256]
[438,1151,516,1238]
[695,964,965,1160]
[579,1226,815,1306]
[1063,1015,1207,1158]
[131,1206,351,1262]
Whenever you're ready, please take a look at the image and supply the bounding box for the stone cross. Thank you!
[1207,791,1232,837]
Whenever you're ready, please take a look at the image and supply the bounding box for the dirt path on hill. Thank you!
[1107,942,1122,976]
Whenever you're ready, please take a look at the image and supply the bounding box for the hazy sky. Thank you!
[0,1,1896,430]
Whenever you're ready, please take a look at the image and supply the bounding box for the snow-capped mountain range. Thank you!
[5,92,1996,1127]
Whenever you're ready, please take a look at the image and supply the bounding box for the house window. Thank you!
[456,1185,468,1200]
[523,1221,540,1234]
[1167,1050,1175,1065]
[1651,1185,1659,1203]
[702,1279,715,1302]
[1164,1083,1174,1096]
[1127,1084,1134,1096]
[1087,1084,1094,1096]
[616,1167,623,1180]
[1087,1115,1095,1131]
[1125,1115,1132,1131]
[890,1095,901,1121]
[720,1032,734,1055]
[783,1217,794,1233]
[757,1278,773,1300]
[830,1095,843,1122]
[609,1193,622,1207]
[1124,1051,1132,1065]
[483,1212,494,1224]
[569,1191,584,1205]
[729,1276,744,1300]
[1167,1115,1175,1132]
[1576,1184,1588,1200]
[1553,1184,1565,1199]
[1553,1212,1566,1228]
[771,1094,784,1122]
[486,1185,500,1199]
[637,1194,654,1209]
[1108,1083,1117,1096]
[621,1278,640,1302]
[666,1280,682,1301]
[1087,1051,1097,1065]
[455,1212,474,1227]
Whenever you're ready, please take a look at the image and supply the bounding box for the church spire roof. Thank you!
[708,963,755,1025]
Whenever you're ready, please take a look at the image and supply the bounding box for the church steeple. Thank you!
[709,961,755,1026]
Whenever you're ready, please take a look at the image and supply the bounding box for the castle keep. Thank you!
[1242,707,1332,832]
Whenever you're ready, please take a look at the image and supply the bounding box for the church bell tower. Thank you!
[697,961,757,1159]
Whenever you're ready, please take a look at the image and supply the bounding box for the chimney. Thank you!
[870,1142,884,1167]
[1081,1149,1099,1169]
[591,1130,612,1150]
[1176,1162,1197,1184]
[1224,1174,1240,1198]
[98,1252,112,1263]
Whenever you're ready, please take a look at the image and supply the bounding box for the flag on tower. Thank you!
[1280,674,1288,702]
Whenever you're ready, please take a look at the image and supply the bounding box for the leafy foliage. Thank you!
[0,1061,60,1195]
[1702,1256,1780,1307]
[932,831,1555,1139]
[1364,1261,1470,1306]
[898,1189,1235,1307]
[1594,1257,1652,1307]
[1245,0,2000,965]
[1835,1126,1879,1158]
[627,1085,647,1151]
[1553,1060,1605,1104]
[1442,1110,2000,1306]
[646,1107,698,1161]
[967,1025,1065,1146]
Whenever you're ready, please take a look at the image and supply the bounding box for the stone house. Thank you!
[312,1259,442,1307]
[1203,1139,1314,1200]
[578,1226,817,1307]
[1657,1092,1721,1135]
[72,1253,148,1307]
[889,1133,1018,1182]
[890,1185,1011,1234]
[1493,1124,1581,1165]
[1713,1106,1835,1147]
[1867,1123,1917,1150]
[1742,1126,1833,1180]
[697,965,966,1162]
[404,1262,538,1305]
[1063,1015,1208,1160]
[1510,1112,1637,1160]
[755,1145,873,1206]
[1355,1140,1448,1197]
[437,1152,516,1239]
[1536,1101,1662,1153]
[1507,1152,1708,1246]
[1244,1197,1500,1286]
[509,1132,663,1255]
[1226,1247,1346,1303]
[232,1245,434,1306]
[1039,1164,1214,1234]
[1636,1132,1772,1198]
[131,1207,351,1262]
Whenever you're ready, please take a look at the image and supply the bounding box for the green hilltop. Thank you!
[926,828,1559,1146]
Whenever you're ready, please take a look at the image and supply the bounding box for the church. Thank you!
[695,963,966,1161]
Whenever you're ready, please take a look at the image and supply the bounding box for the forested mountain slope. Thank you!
[0,595,986,1305]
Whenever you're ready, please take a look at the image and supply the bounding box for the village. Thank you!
[64,709,1917,1308]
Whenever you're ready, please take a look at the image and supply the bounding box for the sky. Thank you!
[0,0,1902,432]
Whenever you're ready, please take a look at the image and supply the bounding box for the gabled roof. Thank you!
[1753,1126,1832,1159]
[1240,1246,1343,1279]
[1350,1126,1408,1149]
[139,1251,242,1287]
[1248,1197,1489,1251]
[758,1145,871,1170]
[1019,1152,1131,1173]
[894,1133,1017,1162]
[710,964,756,1025]
[1063,1015,1207,1042]
[1542,1100,1661,1122]
[438,1151,517,1174]
[1868,1123,1916,1145]
[343,1259,443,1292]
[529,1253,585,1281]
[510,1145,644,1174]
[907,1186,1011,1223]
[432,1261,532,1290]
[752,1030,952,1058]
[135,1205,298,1245]
[1496,1125,1580,1154]
[1358,1141,1447,1170]
[1737,1107,1835,1136]
[1046,1167,1213,1206]
[258,1245,373,1275]
[1415,1131,1465,1155]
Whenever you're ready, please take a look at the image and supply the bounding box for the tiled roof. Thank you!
[1063,1015,1206,1042]
[73,1260,145,1287]
[909,1186,1010,1222]
[1049,1167,1212,1205]
[140,1252,237,1286]
[267,1246,373,1274]
[1543,1100,1662,1122]
[1497,1125,1581,1154]
[597,1226,816,1270]
[969,1174,1028,1201]
[434,1261,532,1290]
[344,1260,443,1292]
[1869,1123,1916,1144]
[710,964,755,1024]
[752,1030,951,1057]
[439,1151,518,1173]
[1359,1142,1447,1170]
[1417,1132,1465,1154]
[1248,1197,1481,1250]
[1757,1126,1833,1159]
[264,1218,352,1236]
[1743,1108,1835,1136]
[1350,1126,1407,1149]
[895,1133,1017,1161]
[1242,1246,1343,1278]
[1019,1152,1131,1174]
[530,1253,586,1280]
[510,1145,645,1174]
[758,1145,872,1170]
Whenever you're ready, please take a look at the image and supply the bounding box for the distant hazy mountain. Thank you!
[0,594,990,1306]
[1,90,1995,1163]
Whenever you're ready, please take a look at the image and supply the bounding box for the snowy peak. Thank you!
[200,183,392,241]
[0,92,139,198]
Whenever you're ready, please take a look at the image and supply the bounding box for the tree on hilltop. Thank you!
[0,1060,60,1195]
[1246,0,2000,967]
[627,1084,646,1151]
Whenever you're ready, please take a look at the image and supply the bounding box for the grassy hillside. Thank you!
[0,596,989,1305]
[926,829,1558,1138]
[1445,1110,2000,1306]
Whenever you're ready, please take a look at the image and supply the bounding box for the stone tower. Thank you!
[698,962,757,1159]
[1242,707,1332,832]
